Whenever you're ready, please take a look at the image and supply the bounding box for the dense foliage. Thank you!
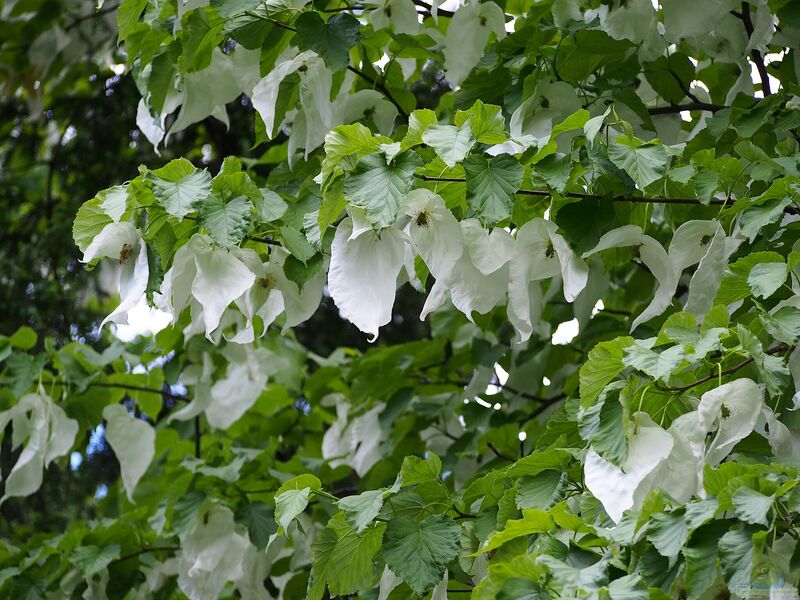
[2,0,800,598]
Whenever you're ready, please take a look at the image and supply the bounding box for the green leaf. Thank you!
[296,12,360,71]
[199,194,252,248]
[716,252,785,306]
[275,474,322,532]
[117,0,148,42]
[402,109,438,150]
[515,471,566,510]
[683,522,726,600]
[73,198,113,253]
[148,159,213,220]
[70,544,120,577]
[577,382,628,467]
[339,490,385,533]
[646,510,688,558]
[382,515,461,595]
[400,453,441,486]
[321,123,389,185]
[344,152,422,227]
[422,124,476,169]
[718,527,754,591]
[284,252,323,291]
[9,327,37,350]
[246,502,277,550]
[579,336,633,407]
[608,137,668,189]
[280,225,316,263]
[732,487,774,526]
[480,509,553,554]
[622,342,685,382]
[747,261,788,299]
[463,154,523,225]
[453,100,507,144]
[308,514,384,600]
[253,188,288,223]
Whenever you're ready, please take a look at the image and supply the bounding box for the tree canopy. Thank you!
[1,0,800,598]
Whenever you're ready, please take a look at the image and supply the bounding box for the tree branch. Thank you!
[194,416,202,459]
[647,102,725,116]
[109,546,180,565]
[89,382,188,403]
[417,175,731,206]
[662,344,790,393]
[486,442,515,462]
[346,65,409,119]
[737,2,772,96]
[411,0,456,18]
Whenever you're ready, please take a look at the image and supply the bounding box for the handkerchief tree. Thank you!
[1,0,800,598]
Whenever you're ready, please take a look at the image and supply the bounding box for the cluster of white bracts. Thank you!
[585,378,800,523]
[327,196,742,344]
[83,204,742,347]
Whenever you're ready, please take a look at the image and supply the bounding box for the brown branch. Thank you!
[411,0,456,18]
[89,382,188,403]
[737,2,772,96]
[194,416,202,459]
[417,175,730,206]
[109,546,180,565]
[65,3,120,31]
[647,102,725,116]
[662,344,790,393]
[486,442,515,462]
[346,65,409,119]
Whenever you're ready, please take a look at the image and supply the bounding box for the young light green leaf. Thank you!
[747,261,788,299]
[422,124,476,169]
[148,158,212,220]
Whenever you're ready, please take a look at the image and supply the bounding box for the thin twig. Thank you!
[346,65,409,118]
[194,417,202,459]
[647,102,724,115]
[411,0,456,18]
[486,442,515,462]
[662,344,790,393]
[89,382,188,403]
[417,174,734,207]
[65,3,120,31]
[737,2,772,96]
[109,546,180,565]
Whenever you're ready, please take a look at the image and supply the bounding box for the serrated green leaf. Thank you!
[344,152,422,227]
[148,159,212,220]
[382,515,461,595]
[608,138,668,189]
[463,154,523,225]
[200,194,252,248]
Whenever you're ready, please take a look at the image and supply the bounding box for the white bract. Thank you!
[177,505,263,600]
[82,222,149,328]
[508,218,588,343]
[328,217,406,342]
[0,390,78,504]
[102,404,155,502]
[156,234,256,340]
[584,412,674,523]
[443,0,506,86]
[322,398,385,477]
[171,344,288,430]
[421,219,511,322]
[583,225,676,331]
